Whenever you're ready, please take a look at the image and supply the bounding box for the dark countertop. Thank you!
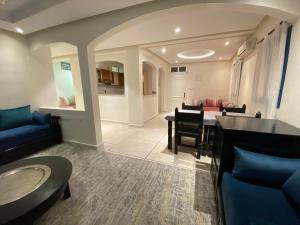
[216,116,300,136]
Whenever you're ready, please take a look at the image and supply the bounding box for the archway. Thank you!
[32,42,85,110]
[158,68,166,112]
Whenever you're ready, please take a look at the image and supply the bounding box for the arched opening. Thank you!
[143,61,156,96]
[79,1,300,158]
[32,42,85,111]
[96,61,125,95]
[158,67,166,112]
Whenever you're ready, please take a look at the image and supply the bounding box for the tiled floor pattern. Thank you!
[100,114,212,169]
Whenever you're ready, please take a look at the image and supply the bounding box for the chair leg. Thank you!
[197,137,202,159]
[175,134,179,154]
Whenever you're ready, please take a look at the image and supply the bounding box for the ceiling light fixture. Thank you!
[174,27,181,34]
[177,49,215,59]
[225,41,230,46]
[16,27,24,34]
[175,60,179,63]
[161,48,167,54]
[219,57,223,60]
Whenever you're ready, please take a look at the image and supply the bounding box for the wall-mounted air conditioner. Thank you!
[237,37,257,58]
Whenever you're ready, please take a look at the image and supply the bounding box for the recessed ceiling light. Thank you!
[174,27,181,34]
[219,57,223,60]
[225,41,230,46]
[177,49,215,59]
[16,27,24,34]
[161,48,167,54]
[175,60,179,63]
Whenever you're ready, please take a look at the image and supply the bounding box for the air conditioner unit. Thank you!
[237,38,257,58]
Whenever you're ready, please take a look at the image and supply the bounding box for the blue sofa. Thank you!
[220,147,300,225]
[0,105,62,165]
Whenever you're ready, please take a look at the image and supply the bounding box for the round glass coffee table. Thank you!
[0,156,72,225]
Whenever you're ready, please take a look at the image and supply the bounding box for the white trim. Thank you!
[144,113,159,122]
[100,119,128,124]
[64,139,103,150]
[128,123,144,128]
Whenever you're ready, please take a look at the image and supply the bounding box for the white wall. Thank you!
[143,95,158,121]
[141,50,169,120]
[277,19,300,127]
[95,49,129,123]
[169,61,231,107]
[0,29,57,110]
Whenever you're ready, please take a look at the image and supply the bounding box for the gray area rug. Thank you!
[31,143,216,225]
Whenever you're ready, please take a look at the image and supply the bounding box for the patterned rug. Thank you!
[31,143,216,225]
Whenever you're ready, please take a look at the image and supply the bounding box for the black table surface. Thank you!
[0,156,72,225]
[216,116,300,136]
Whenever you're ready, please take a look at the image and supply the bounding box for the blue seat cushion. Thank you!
[0,124,57,151]
[0,105,32,131]
[283,169,300,210]
[233,147,300,185]
[32,111,50,124]
[222,172,300,225]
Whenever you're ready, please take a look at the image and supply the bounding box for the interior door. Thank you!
[169,73,187,111]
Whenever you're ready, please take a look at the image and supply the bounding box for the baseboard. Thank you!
[144,113,159,122]
[100,119,128,124]
[64,139,103,150]
[128,123,144,128]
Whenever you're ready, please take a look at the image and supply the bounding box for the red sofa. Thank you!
[203,99,222,111]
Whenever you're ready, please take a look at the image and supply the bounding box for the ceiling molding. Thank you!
[141,29,255,49]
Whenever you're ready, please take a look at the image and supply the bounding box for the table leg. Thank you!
[63,183,71,200]
[168,121,172,149]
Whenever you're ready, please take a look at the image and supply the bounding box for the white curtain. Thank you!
[251,22,289,118]
[229,59,243,104]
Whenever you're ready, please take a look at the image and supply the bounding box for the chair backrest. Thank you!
[220,104,246,113]
[182,102,203,111]
[222,111,262,119]
[175,107,204,129]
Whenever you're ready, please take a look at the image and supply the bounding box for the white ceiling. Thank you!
[95,5,264,51]
[92,5,264,63]
[147,36,249,64]
[0,0,152,33]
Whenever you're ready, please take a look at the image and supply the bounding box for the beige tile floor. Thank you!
[100,114,212,169]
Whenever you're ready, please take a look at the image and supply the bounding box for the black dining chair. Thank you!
[220,104,246,113]
[182,102,203,111]
[222,111,262,119]
[174,107,204,159]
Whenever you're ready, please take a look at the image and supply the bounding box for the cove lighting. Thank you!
[16,27,24,34]
[174,27,181,34]
[161,48,167,54]
[177,49,215,59]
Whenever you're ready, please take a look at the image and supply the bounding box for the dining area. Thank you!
[165,101,259,159]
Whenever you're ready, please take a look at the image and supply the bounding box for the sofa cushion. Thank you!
[32,111,50,124]
[283,169,300,209]
[233,147,300,185]
[0,124,57,151]
[222,172,300,225]
[0,105,32,131]
[203,106,219,112]
[205,99,215,107]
